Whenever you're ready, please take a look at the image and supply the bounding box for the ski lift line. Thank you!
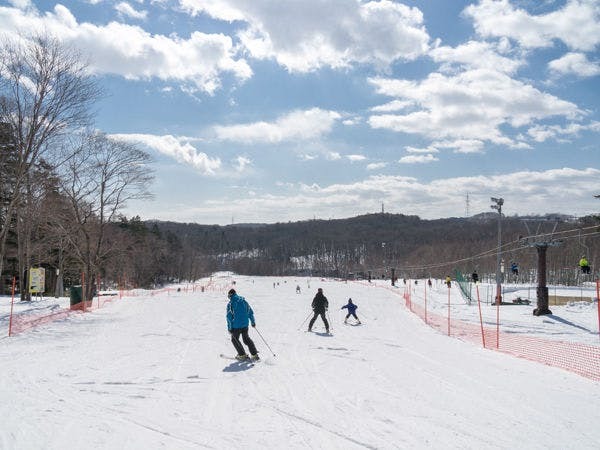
[556,231,600,244]
[518,224,599,241]
[394,231,600,273]
[364,226,599,274]
[400,236,530,271]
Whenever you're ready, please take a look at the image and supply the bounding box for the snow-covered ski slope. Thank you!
[1,274,599,449]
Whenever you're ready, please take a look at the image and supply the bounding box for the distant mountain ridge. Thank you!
[147,212,596,279]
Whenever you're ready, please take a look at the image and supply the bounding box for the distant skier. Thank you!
[226,289,259,361]
[427,279,432,288]
[445,276,451,288]
[296,285,301,294]
[341,298,361,324]
[579,256,591,274]
[308,288,329,333]
[471,271,479,283]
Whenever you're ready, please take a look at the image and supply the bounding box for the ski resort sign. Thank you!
[29,267,45,294]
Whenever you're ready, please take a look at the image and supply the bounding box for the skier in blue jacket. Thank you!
[226,289,259,360]
[341,298,361,324]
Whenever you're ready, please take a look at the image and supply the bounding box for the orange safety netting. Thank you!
[388,282,600,382]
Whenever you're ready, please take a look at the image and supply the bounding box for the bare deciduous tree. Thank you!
[56,132,153,301]
[0,33,100,282]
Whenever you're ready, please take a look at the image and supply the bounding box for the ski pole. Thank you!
[297,311,313,330]
[253,326,276,357]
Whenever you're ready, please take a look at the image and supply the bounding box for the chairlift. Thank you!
[578,230,591,275]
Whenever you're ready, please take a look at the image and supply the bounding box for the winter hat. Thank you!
[228,289,236,297]
[348,298,353,302]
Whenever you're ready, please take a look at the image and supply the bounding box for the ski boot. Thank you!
[250,354,260,361]
[235,354,249,361]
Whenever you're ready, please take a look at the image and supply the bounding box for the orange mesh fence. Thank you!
[10,308,76,335]
[7,278,234,336]
[360,280,600,382]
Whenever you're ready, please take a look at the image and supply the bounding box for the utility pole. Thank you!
[490,197,504,304]
[466,193,470,217]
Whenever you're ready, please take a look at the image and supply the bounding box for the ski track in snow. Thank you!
[0,275,599,449]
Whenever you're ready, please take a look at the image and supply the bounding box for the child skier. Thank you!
[341,298,361,324]
[226,289,259,361]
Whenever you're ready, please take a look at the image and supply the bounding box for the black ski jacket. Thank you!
[312,292,329,313]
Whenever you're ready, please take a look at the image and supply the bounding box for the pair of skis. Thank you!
[219,354,260,363]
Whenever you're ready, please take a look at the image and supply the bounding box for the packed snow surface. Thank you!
[1,275,599,449]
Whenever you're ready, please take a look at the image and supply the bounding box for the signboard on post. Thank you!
[29,268,45,294]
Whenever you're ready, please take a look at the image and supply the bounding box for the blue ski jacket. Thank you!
[226,294,255,330]
[341,301,358,314]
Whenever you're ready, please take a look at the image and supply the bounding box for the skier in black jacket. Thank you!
[308,288,329,333]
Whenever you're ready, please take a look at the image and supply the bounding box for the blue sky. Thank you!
[1,0,599,224]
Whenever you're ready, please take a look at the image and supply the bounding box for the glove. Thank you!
[251,323,256,328]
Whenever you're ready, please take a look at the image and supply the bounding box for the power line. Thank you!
[393,225,600,272]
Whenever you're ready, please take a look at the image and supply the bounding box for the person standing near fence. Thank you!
[308,288,329,333]
[226,289,259,361]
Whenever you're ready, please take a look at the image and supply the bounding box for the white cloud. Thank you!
[405,146,439,154]
[366,162,387,170]
[178,0,430,72]
[213,108,341,143]
[527,121,600,142]
[432,139,486,154]
[367,69,582,147]
[326,152,342,161]
[115,2,148,20]
[346,154,367,162]
[110,133,222,175]
[549,52,600,77]
[370,100,413,113]
[163,168,600,224]
[233,156,252,172]
[342,117,361,126]
[7,0,32,9]
[465,0,600,51]
[429,40,523,74]
[0,4,252,94]
[398,154,438,164]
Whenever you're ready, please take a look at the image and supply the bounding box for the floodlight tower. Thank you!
[491,197,504,304]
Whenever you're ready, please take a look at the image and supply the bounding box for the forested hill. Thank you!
[148,213,597,281]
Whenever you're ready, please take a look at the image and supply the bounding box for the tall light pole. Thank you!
[491,197,504,305]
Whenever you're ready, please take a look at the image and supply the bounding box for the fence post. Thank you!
[496,288,500,349]
[424,280,427,325]
[596,279,599,342]
[476,284,486,348]
[447,283,451,336]
[8,277,16,337]
[97,274,101,309]
[82,271,86,312]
